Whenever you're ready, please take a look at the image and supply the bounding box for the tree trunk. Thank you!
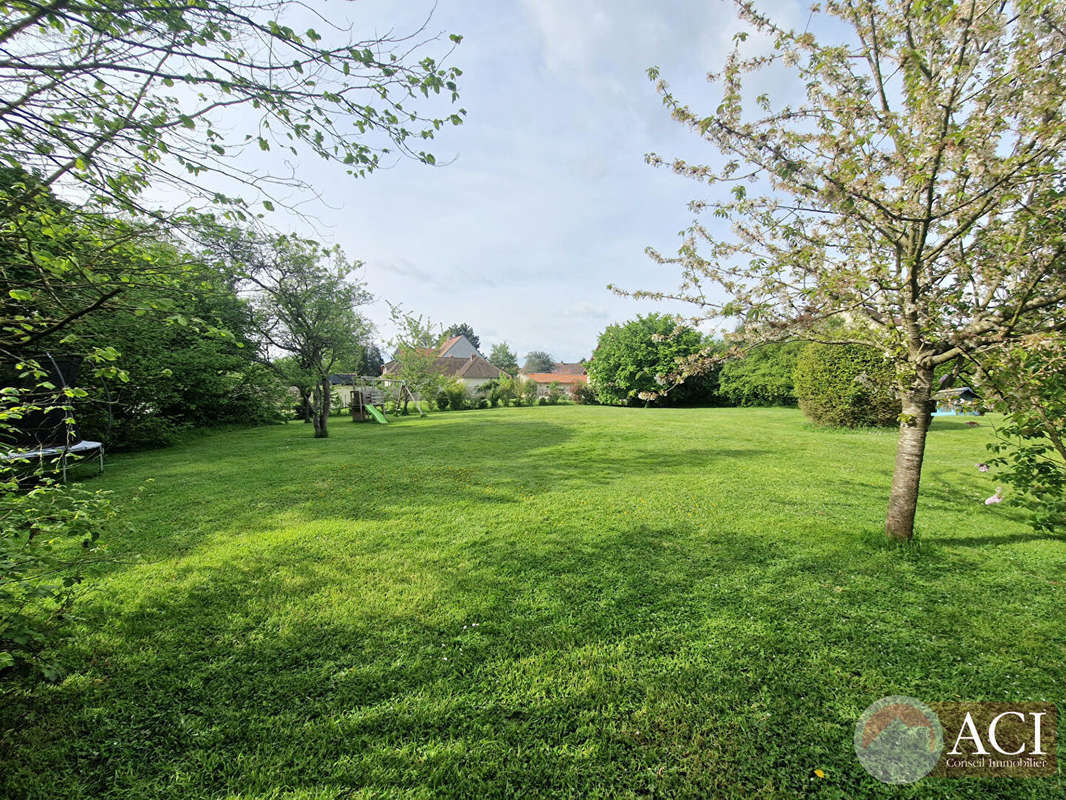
[311,379,330,438]
[885,364,934,540]
[299,389,312,423]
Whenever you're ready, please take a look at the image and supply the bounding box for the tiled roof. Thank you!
[551,362,587,375]
[437,335,463,355]
[524,372,588,385]
[455,355,505,379]
[383,355,506,380]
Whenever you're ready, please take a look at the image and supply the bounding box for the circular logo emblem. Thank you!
[854,696,943,784]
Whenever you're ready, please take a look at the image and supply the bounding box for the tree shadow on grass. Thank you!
[935,531,1066,548]
[92,416,771,568]
[4,516,1063,799]
[14,416,1061,797]
[809,464,1033,536]
[0,522,783,798]
[928,418,989,431]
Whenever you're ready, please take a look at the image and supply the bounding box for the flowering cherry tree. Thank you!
[624,0,1066,539]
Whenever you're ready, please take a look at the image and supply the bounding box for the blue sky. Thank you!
[273,0,805,362]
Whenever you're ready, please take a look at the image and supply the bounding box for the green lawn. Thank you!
[2,406,1063,799]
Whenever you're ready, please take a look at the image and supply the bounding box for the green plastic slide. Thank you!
[365,404,388,424]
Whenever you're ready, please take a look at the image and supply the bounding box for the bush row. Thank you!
[586,314,903,427]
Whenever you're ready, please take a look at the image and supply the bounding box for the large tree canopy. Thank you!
[488,342,518,375]
[588,314,705,406]
[205,228,371,438]
[0,0,464,215]
[523,351,554,373]
[63,265,284,449]
[0,1,464,368]
[622,0,1066,539]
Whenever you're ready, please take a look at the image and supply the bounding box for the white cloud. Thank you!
[560,301,609,320]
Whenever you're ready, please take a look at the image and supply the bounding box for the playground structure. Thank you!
[346,377,425,423]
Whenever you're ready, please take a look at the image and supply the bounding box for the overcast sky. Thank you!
[269,0,806,362]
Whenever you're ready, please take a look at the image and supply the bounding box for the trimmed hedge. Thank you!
[793,343,899,427]
[718,342,803,407]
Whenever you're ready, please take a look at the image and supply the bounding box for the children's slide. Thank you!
[365,404,388,424]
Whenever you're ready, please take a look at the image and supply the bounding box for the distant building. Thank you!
[521,361,589,398]
[436,334,480,360]
[378,334,509,394]
[932,387,982,416]
[548,362,587,376]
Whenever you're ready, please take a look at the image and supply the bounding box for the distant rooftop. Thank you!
[382,353,508,380]
[523,372,588,385]
[550,362,587,375]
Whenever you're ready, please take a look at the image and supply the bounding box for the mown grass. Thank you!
[1,406,1063,799]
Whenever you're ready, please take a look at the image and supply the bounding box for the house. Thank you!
[380,334,509,395]
[436,334,480,359]
[521,362,589,398]
[932,386,982,416]
[381,354,508,394]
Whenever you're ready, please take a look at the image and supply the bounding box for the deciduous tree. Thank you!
[622,0,1066,539]
[387,307,445,415]
[488,342,519,376]
[523,351,554,373]
[587,314,704,406]
[219,231,370,438]
[0,0,464,218]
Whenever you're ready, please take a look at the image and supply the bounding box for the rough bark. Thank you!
[885,364,934,540]
[299,389,312,424]
[311,379,330,438]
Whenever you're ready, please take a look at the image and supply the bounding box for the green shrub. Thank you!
[718,342,803,407]
[793,343,898,427]
[476,398,488,410]
[573,383,597,405]
[587,314,707,406]
[435,392,450,411]
[444,381,469,411]
[537,396,548,406]
[1,480,115,679]
[492,377,518,406]
[521,380,538,406]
